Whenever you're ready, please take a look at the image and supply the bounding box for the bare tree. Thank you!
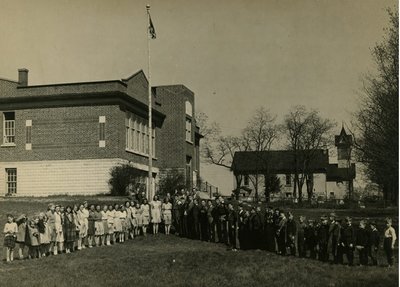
[284,105,335,202]
[202,107,279,200]
[351,9,398,205]
[243,107,280,200]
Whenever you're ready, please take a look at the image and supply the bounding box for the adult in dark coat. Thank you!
[297,216,306,258]
[305,220,317,259]
[179,198,187,237]
[276,212,287,255]
[286,212,297,256]
[328,213,341,263]
[227,203,238,250]
[241,210,251,250]
[273,208,281,253]
[317,216,329,262]
[339,217,355,266]
[237,205,245,249]
[207,200,216,242]
[249,208,262,249]
[265,208,276,252]
[368,221,380,266]
[173,196,182,236]
[355,220,369,266]
[184,197,193,238]
[199,200,208,241]
[191,199,200,240]
[215,199,227,243]
[256,206,266,250]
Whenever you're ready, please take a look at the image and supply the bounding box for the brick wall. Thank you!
[154,85,200,187]
[0,105,159,168]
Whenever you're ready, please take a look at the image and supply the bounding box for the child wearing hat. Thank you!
[3,214,18,262]
[383,218,397,267]
[369,221,380,266]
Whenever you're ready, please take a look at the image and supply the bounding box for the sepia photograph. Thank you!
[0,0,398,286]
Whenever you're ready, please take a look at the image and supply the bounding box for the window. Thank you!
[244,175,249,186]
[186,118,192,142]
[6,168,17,195]
[25,120,32,150]
[152,128,156,157]
[185,101,193,117]
[125,115,130,149]
[99,116,106,148]
[125,112,155,157]
[3,112,15,145]
[285,174,292,186]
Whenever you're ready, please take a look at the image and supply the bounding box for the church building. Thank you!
[231,127,356,201]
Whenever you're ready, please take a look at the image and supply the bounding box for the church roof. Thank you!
[231,150,329,174]
[335,126,353,146]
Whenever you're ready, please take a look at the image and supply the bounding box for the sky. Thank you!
[0,0,397,191]
[0,0,397,134]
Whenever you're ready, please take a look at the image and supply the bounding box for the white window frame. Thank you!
[186,117,192,143]
[6,168,17,195]
[99,116,106,148]
[125,112,156,158]
[2,112,15,146]
[25,119,32,150]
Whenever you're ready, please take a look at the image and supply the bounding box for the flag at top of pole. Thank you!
[146,4,156,39]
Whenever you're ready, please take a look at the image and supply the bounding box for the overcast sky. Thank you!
[0,0,396,136]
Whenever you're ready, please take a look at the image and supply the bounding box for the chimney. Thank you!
[18,68,29,87]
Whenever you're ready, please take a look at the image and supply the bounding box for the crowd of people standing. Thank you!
[3,189,397,268]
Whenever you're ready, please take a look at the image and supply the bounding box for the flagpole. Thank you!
[146,4,153,201]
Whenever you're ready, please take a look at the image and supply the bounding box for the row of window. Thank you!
[125,113,156,156]
[243,174,294,186]
[1,112,106,148]
[2,111,193,152]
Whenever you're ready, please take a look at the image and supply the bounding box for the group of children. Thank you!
[3,195,172,263]
[2,193,397,268]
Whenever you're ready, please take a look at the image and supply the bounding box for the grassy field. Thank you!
[0,197,398,287]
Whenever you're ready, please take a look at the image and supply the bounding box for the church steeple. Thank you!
[335,125,353,168]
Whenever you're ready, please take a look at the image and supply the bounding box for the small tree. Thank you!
[158,170,186,197]
[108,164,143,196]
[264,174,281,202]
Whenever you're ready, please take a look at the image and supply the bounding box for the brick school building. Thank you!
[0,68,201,197]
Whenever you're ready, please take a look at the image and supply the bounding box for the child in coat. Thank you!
[3,214,18,262]
[15,214,27,260]
[369,221,380,266]
[27,217,40,259]
[356,219,369,266]
[38,213,50,257]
